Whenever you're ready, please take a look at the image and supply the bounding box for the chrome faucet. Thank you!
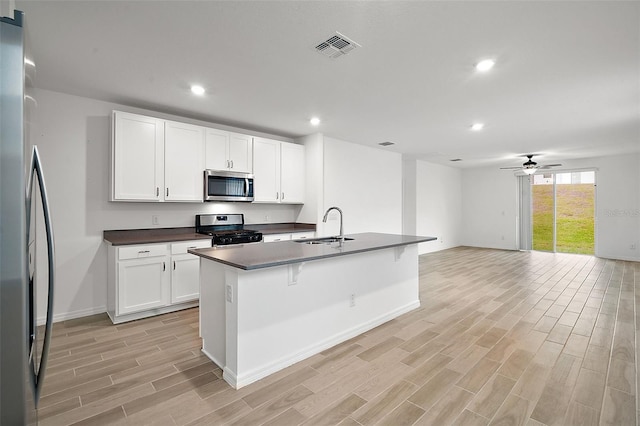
[322,206,344,242]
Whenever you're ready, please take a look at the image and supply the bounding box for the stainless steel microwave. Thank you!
[204,170,254,202]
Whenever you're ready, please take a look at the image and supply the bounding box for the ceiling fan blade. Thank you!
[539,163,563,169]
[499,167,522,170]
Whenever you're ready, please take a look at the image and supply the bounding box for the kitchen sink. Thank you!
[295,237,354,244]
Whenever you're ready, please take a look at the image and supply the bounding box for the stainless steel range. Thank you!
[196,214,262,245]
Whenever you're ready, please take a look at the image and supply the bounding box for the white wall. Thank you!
[461,168,520,250]
[415,160,462,254]
[402,158,417,236]
[461,153,640,261]
[30,88,301,322]
[320,137,403,236]
[561,154,640,261]
[296,133,323,225]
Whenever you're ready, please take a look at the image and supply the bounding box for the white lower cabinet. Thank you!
[262,231,315,243]
[262,233,290,243]
[117,255,170,315]
[107,239,210,323]
[292,232,316,240]
[170,240,210,304]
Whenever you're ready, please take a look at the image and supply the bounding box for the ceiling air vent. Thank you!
[315,32,361,59]
[378,141,395,147]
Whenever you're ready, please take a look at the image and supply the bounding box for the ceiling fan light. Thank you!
[475,59,495,72]
[523,167,537,175]
[190,85,205,95]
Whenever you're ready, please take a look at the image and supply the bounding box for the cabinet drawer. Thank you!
[118,244,169,260]
[291,231,315,240]
[262,233,291,243]
[171,240,211,255]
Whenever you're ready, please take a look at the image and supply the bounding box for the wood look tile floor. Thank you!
[39,247,638,425]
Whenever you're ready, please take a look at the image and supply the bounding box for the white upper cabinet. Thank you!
[280,142,305,204]
[112,111,164,201]
[228,132,253,173]
[205,129,253,173]
[112,111,204,202]
[204,128,228,171]
[253,138,281,202]
[253,138,305,204]
[164,121,205,202]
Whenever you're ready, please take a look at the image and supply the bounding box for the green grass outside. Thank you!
[532,184,595,254]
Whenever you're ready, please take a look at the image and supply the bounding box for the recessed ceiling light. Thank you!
[378,141,395,146]
[190,85,205,96]
[310,117,321,126]
[470,123,484,131]
[475,59,495,72]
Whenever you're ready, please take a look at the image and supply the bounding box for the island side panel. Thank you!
[199,259,226,369]
[227,244,420,388]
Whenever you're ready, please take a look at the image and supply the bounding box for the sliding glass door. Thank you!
[532,174,555,251]
[521,171,595,254]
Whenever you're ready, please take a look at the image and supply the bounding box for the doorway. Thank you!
[523,171,595,254]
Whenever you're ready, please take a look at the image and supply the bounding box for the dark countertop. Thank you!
[103,227,210,246]
[189,232,437,270]
[246,223,316,235]
[103,223,317,246]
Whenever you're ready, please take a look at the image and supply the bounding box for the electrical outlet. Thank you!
[350,294,356,307]
[264,215,270,222]
[631,243,636,250]
[225,285,233,303]
[152,215,159,225]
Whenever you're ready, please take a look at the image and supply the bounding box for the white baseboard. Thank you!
[37,305,107,326]
[226,300,420,389]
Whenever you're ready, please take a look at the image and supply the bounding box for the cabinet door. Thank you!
[112,111,164,201]
[280,143,305,204]
[228,132,253,173]
[164,121,205,202]
[205,128,229,171]
[171,254,201,304]
[117,256,170,315]
[253,138,281,202]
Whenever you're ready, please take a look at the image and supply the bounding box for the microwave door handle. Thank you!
[244,178,249,197]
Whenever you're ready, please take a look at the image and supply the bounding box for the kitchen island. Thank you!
[189,232,436,389]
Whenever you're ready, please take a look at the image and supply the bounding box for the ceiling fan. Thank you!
[500,154,562,175]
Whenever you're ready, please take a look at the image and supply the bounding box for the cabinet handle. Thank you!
[173,261,176,270]
[187,246,197,249]
[276,192,279,200]
[230,160,234,169]
[138,250,150,254]
[163,262,166,272]
[226,160,230,169]
[166,188,169,197]
[156,187,159,197]
[282,192,285,200]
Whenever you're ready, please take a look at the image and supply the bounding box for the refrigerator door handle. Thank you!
[26,145,55,405]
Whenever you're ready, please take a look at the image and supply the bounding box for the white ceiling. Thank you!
[14,0,640,168]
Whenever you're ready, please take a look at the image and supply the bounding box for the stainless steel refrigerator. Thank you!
[1,9,55,424]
